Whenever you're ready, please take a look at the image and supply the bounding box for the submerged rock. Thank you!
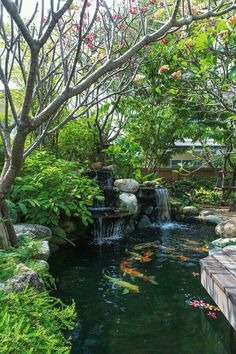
[215,218,236,238]
[14,224,52,240]
[5,264,44,293]
[138,215,152,229]
[114,178,140,193]
[118,193,138,214]
[182,206,199,217]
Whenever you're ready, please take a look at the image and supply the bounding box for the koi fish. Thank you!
[175,255,191,261]
[120,259,131,270]
[104,274,140,293]
[160,245,176,252]
[133,242,160,251]
[195,246,208,253]
[122,266,158,285]
[143,249,154,258]
[128,251,152,263]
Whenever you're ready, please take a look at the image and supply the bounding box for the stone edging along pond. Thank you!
[0,224,76,354]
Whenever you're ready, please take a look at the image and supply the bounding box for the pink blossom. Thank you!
[128,7,137,15]
[207,312,217,319]
[141,7,149,13]
[85,34,94,41]
[149,0,157,4]
[87,42,94,49]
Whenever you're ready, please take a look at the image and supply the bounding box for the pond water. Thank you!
[49,223,236,354]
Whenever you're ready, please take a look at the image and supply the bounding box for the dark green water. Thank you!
[49,223,235,354]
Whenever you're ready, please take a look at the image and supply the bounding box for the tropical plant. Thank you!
[8,151,103,227]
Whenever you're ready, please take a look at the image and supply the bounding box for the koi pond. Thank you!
[49,223,236,354]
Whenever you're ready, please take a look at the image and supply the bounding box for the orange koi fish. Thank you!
[120,259,131,272]
[143,249,154,258]
[175,255,191,261]
[195,246,208,253]
[122,266,158,285]
[128,251,152,263]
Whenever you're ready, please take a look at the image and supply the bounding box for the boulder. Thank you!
[5,264,44,293]
[182,206,199,217]
[138,215,152,229]
[14,224,52,240]
[200,214,223,225]
[143,181,161,188]
[200,210,214,217]
[215,218,236,238]
[114,179,140,193]
[118,193,138,214]
[33,240,50,261]
[31,260,49,272]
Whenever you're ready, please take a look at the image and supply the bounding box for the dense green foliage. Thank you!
[0,289,76,354]
[8,152,103,227]
[56,119,99,162]
[0,237,76,354]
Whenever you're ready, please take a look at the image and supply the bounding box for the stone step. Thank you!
[200,255,236,330]
[200,256,236,298]
[223,245,236,263]
[211,250,236,279]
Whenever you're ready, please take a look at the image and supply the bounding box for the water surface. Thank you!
[49,223,235,354]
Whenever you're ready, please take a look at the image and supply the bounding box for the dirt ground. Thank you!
[204,206,236,222]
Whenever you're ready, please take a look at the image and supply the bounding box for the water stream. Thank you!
[155,188,171,222]
[49,223,235,354]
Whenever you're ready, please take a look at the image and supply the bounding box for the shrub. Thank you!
[0,288,76,354]
[9,151,103,227]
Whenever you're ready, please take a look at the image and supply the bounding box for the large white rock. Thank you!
[114,179,140,193]
[182,206,199,217]
[215,218,236,238]
[14,224,52,240]
[118,193,138,214]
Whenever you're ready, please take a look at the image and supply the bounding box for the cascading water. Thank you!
[88,169,127,244]
[93,216,124,245]
[155,188,171,222]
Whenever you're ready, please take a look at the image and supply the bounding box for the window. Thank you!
[170,159,202,168]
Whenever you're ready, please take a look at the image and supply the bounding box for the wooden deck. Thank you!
[200,246,236,331]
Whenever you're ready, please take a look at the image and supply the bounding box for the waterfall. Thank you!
[155,188,171,222]
[93,217,124,245]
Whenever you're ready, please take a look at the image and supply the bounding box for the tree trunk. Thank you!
[1,200,17,246]
[0,220,10,250]
[231,165,236,187]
